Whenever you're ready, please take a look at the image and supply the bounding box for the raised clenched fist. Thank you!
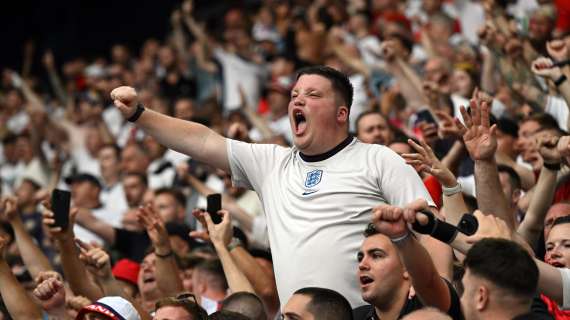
[110,86,138,118]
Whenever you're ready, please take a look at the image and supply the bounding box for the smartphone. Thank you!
[51,189,71,230]
[415,109,438,126]
[206,193,222,224]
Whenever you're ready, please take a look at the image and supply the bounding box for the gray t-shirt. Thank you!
[227,137,434,307]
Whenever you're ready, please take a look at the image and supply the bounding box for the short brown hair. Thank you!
[155,293,208,320]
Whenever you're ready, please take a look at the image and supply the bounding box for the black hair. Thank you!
[552,215,570,228]
[1,133,18,145]
[464,238,538,301]
[496,117,519,138]
[296,66,354,110]
[195,259,229,292]
[363,223,378,238]
[154,187,186,208]
[293,287,353,320]
[222,292,266,320]
[525,112,561,132]
[497,165,522,191]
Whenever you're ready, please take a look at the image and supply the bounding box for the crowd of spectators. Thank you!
[1,0,570,319]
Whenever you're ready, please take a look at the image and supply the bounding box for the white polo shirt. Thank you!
[227,137,434,307]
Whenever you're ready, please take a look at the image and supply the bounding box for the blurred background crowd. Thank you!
[1,0,570,319]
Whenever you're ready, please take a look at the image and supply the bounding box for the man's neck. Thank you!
[202,289,227,302]
[485,304,531,320]
[102,174,119,188]
[299,134,352,161]
[373,283,410,320]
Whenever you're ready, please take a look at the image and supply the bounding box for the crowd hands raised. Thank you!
[1,0,570,319]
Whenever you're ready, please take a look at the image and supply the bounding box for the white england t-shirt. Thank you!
[227,137,434,307]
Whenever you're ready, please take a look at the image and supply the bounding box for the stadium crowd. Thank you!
[1,0,570,319]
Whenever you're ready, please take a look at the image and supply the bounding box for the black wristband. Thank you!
[154,250,174,258]
[457,213,479,236]
[544,162,561,171]
[412,210,459,244]
[127,103,145,122]
[555,74,567,87]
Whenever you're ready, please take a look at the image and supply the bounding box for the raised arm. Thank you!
[201,210,255,293]
[42,205,103,301]
[402,139,469,226]
[42,50,69,105]
[182,172,254,233]
[517,135,560,246]
[137,204,183,296]
[457,95,515,229]
[0,235,42,319]
[1,196,53,279]
[74,207,117,244]
[111,86,230,172]
[33,273,70,320]
[190,209,279,316]
[77,242,152,320]
[372,199,452,312]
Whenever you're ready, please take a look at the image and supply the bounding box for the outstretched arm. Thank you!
[1,197,53,279]
[77,242,152,320]
[42,205,103,301]
[457,93,515,229]
[0,235,42,319]
[402,139,469,226]
[372,199,452,312]
[111,87,230,172]
[137,204,183,296]
[200,210,255,293]
[517,135,560,246]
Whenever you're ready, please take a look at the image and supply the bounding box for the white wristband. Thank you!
[390,232,412,244]
[442,183,461,196]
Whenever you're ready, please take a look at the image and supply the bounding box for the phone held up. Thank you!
[206,193,222,224]
[51,189,71,230]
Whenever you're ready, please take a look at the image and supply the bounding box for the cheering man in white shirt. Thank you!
[110,66,438,307]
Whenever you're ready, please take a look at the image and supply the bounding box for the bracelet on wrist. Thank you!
[555,74,567,87]
[544,162,561,171]
[442,183,462,196]
[227,237,243,251]
[391,232,412,244]
[127,103,145,122]
[154,250,174,258]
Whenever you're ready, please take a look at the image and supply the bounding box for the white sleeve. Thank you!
[561,268,570,310]
[377,147,435,207]
[545,96,569,132]
[226,139,288,191]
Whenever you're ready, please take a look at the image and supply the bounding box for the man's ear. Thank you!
[476,285,490,311]
[512,189,522,207]
[337,106,349,123]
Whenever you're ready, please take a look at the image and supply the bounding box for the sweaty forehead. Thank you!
[293,74,334,92]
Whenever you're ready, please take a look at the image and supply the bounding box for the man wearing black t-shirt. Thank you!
[353,200,463,320]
